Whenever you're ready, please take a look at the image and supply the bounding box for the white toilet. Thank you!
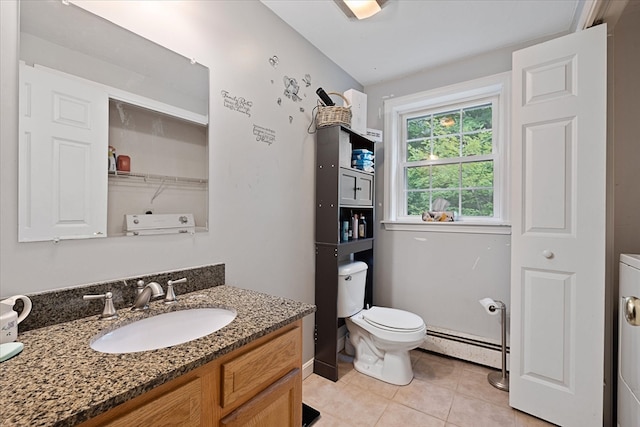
[338,261,426,385]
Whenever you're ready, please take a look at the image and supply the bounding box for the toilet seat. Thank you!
[362,307,425,332]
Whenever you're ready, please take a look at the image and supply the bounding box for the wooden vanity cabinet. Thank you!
[79,320,302,427]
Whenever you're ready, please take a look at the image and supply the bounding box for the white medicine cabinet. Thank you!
[18,0,209,242]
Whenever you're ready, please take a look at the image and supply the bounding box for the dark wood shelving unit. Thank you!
[314,125,375,381]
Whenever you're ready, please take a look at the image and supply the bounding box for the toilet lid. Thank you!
[362,307,425,332]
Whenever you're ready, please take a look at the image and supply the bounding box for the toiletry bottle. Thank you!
[342,221,349,242]
[352,214,359,240]
[359,215,366,238]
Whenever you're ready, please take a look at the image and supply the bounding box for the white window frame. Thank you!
[383,72,511,234]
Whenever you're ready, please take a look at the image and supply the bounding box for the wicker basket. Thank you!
[316,92,352,128]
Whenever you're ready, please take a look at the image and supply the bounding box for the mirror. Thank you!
[18,0,209,241]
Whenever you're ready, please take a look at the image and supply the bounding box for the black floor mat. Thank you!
[302,403,320,426]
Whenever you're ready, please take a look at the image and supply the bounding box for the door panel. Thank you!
[522,269,574,387]
[19,64,108,241]
[524,118,575,234]
[510,24,607,426]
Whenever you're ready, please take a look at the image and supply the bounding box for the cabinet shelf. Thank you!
[108,170,208,185]
[317,238,374,256]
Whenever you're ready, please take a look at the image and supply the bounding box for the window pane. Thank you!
[461,189,493,216]
[431,164,459,189]
[407,191,429,215]
[461,161,493,188]
[407,166,430,190]
[433,136,460,159]
[433,110,460,136]
[462,104,492,132]
[432,190,459,213]
[462,131,492,156]
[407,139,430,161]
[407,116,431,139]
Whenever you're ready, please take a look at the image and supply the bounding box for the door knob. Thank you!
[542,250,554,259]
[623,296,640,326]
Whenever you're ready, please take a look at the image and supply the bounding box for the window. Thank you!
[383,73,510,230]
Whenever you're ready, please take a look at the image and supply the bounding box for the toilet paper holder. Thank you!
[479,297,509,391]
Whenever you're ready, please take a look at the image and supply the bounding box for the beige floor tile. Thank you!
[514,410,558,426]
[308,380,390,427]
[338,352,356,383]
[304,352,560,427]
[303,374,345,410]
[375,402,445,427]
[457,359,496,375]
[393,378,455,420]
[447,394,515,427]
[417,350,461,368]
[313,410,358,427]
[348,370,400,400]
[413,358,463,390]
[410,349,423,366]
[455,369,510,408]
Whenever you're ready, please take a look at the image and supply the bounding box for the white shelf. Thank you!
[108,171,208,185]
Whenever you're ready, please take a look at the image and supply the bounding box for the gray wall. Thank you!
[0,0,361,366]
[364,36,563,344]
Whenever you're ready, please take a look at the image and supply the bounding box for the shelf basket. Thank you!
[316,92,352,129]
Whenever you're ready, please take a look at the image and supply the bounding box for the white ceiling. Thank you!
[262,0,585,86]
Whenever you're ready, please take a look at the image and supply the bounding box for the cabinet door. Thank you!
[355,174,373,206]
[339,168,373,206]
[219,369,302,427]
[101,378,202,427]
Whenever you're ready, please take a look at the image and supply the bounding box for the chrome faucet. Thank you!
[131,280,164,311]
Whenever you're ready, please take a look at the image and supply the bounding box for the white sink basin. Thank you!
[90,308,236,354]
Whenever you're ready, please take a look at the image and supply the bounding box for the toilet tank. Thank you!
[337,261,368,318]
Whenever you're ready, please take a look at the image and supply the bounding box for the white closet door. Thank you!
[19,64,108,242]
[510,25,607,426]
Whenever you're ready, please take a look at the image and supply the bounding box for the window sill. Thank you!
[381,220,511,235]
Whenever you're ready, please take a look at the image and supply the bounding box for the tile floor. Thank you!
[302,350,556,427]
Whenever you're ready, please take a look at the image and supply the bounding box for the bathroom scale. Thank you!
[302,403,320,426]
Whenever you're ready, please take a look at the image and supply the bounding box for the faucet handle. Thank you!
[164,278,187,304]
[83,292,118,320]
[135,280,145,295]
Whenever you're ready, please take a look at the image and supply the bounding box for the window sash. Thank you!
[399,98,499,219]
[383,72,510,225]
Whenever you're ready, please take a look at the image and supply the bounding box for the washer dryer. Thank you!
[618,254,640,427]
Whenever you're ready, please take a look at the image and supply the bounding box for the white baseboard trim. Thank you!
[303,358,315,379]
[421,326,510,371]
[337,325,347,352]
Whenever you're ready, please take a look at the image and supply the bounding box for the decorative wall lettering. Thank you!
[302,74,312,87]
[277,97,282,106]
[221,90,253,117]
[289,116,293,124]
[269,55,279,68]
[253,124,276,145]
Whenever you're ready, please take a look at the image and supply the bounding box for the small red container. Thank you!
[117,155,131,172]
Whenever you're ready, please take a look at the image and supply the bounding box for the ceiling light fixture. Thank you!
[334,0,388,20]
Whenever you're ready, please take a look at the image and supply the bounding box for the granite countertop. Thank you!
[0,285,315,427]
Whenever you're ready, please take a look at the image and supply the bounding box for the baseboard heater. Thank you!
[426,328,510,354]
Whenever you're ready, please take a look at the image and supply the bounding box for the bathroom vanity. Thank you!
[0,284,315,426]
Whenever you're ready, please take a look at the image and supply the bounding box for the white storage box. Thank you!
[343,89,367,136]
